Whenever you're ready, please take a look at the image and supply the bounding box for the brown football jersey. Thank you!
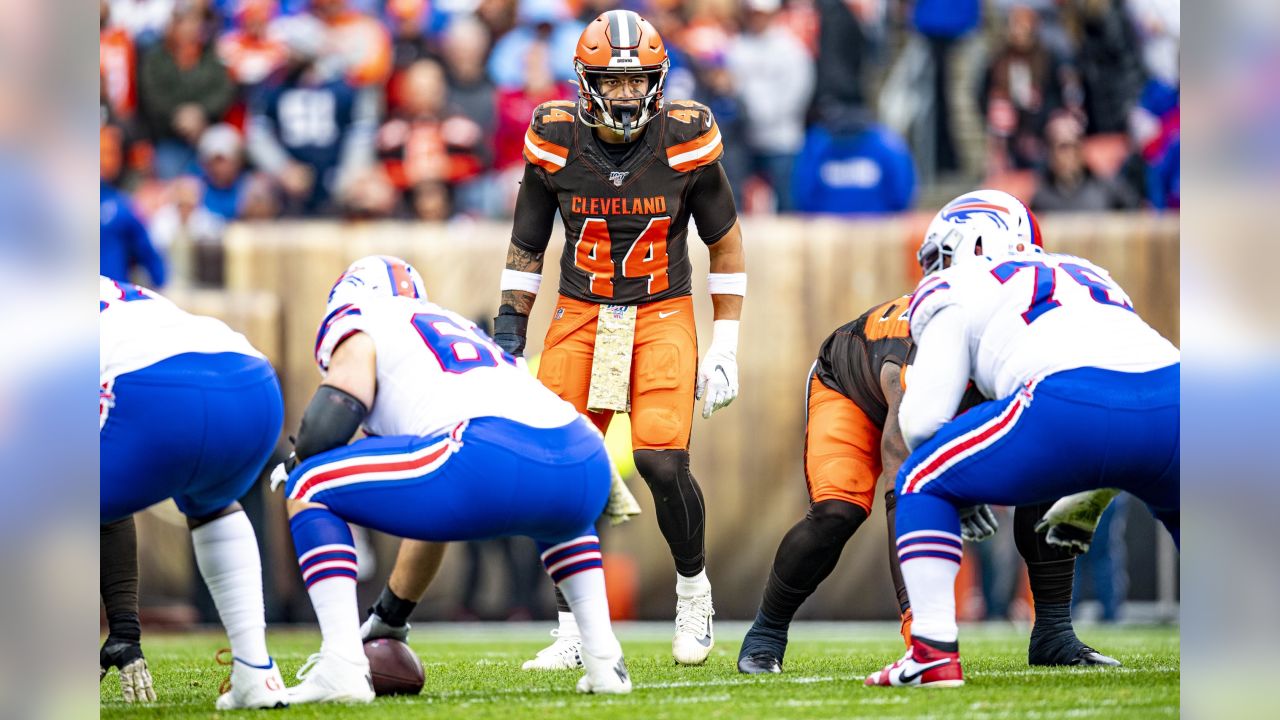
[511,99,738,305]
[814,295,914,428]
[815,295,989,428]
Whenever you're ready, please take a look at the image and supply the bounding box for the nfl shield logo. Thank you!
[554,307,565,320]
[609,171,629,187]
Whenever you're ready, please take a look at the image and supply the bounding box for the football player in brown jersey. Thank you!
[736,295,1120,674]
[359,10,745,669]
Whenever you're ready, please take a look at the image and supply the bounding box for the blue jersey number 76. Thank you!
[992,260,1133,325]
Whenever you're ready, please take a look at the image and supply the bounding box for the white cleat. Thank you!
[672,590,715,665]
[576,649,632,695]
[522,629,583,670]
[215,657,289,710]
[286,652,375,705]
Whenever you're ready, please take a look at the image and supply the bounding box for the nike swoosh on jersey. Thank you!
[897,657,951,684]
[658,310,680,318]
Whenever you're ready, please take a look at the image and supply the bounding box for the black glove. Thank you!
[493,306,528,357]
[101,637,156,702]
[100,636,145,674]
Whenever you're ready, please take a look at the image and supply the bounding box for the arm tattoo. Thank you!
[506,244,545,273]
[501,243,544,316]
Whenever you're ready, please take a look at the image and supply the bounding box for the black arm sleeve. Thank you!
[294,385,369,463]
[687,162,739,245]
[510,163,560,253]
[100,517,141,646]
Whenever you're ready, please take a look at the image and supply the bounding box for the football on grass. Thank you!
[363,638,425,696]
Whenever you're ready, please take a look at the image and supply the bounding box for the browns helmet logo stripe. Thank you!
[607,10,643,60]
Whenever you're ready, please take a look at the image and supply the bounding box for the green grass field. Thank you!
[100,622,1178,719]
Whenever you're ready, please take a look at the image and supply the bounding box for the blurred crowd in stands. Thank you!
[101,0,1180,288]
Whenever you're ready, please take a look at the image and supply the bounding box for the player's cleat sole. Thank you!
[865,637,964,688]
[673,590,715,665]
[286,652,375,705]
[522,629,583,670]
[737,652,782,674]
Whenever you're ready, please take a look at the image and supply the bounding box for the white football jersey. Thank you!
[907,252,1179,400]
[314,295,579,438]
[100,276,264,384]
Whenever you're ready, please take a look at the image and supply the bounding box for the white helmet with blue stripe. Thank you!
[918,190,1044,275]
[326,255,428,308]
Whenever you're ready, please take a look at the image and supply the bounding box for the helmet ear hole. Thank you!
[974,238,984,255]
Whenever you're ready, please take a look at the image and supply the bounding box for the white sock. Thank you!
[307,575,365,664]
[557,611,579,636]
[900,557,960,643]
[557,569,621,659]
[191,512,270,666]
[675,568,711,598]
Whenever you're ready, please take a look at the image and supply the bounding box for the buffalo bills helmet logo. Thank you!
[940,196,1012,230]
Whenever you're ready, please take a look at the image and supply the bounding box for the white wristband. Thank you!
[707,272,747,296]
[710,319,740,352]
[500,269,542,294]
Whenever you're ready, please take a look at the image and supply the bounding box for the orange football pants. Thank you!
[803,371,883,513]
[537,294,698,451]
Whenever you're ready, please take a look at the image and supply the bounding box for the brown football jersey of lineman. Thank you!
[813,295,915,429]
[515,99,738,306]
[815,295,990,429]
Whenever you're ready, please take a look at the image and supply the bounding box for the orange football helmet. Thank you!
[573,10,669,140]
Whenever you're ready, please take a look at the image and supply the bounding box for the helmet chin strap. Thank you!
[619,108,634,142]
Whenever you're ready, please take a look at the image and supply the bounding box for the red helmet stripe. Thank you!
[1027,208,1044,248]
[387,260,418,298]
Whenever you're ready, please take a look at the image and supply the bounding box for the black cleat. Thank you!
[737,651,782,675]
[1029,632,1122,667]
[1072,645,1122,667]
[738,621,788,675]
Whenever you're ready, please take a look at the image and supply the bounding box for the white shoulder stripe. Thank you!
[524,134,566,167]
[668,128,721,168]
